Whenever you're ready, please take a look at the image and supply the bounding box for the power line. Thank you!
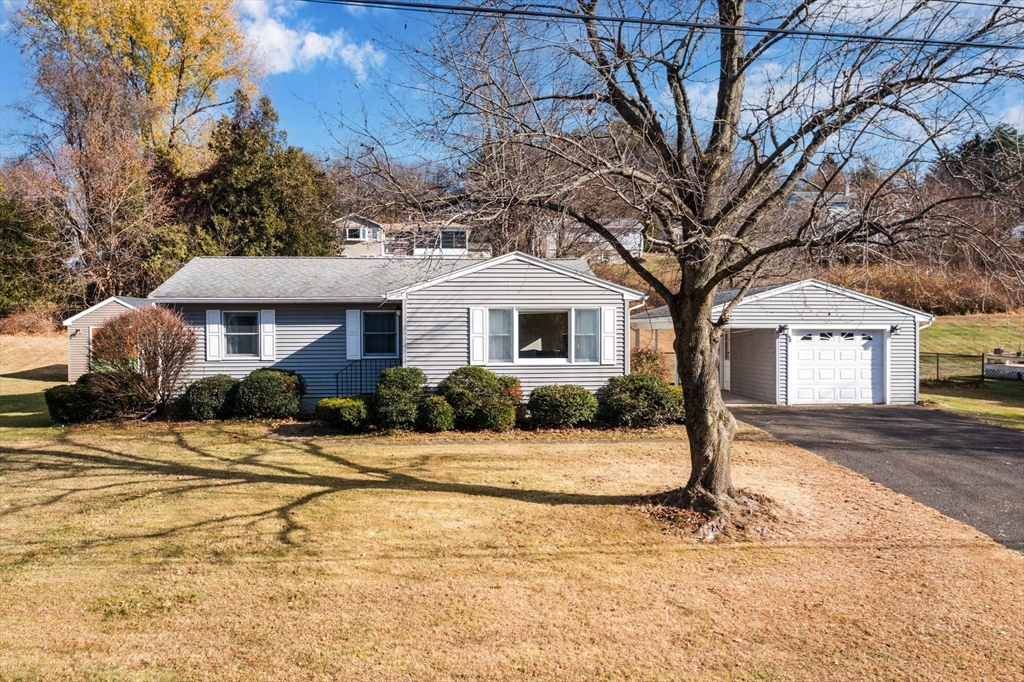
[298,0,1024,51]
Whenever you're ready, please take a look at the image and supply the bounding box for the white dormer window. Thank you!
[346,227,379,242]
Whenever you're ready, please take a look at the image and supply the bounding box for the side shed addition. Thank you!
[61,296,152,382]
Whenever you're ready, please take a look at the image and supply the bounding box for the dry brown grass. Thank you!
[1,420,1023,681]
[2,336,1024,680]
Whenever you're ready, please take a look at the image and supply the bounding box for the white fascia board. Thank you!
[709,279,933,321]
[146,297,388,304]
[62,296,139,326]
[386,251,645,300]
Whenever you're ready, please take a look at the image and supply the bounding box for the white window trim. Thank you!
[481,307,602,366]
[222,311,261,359]
[361,310,400,359]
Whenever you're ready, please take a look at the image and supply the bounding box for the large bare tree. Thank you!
[346,0,1024,515]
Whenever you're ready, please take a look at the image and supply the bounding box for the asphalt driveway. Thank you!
[733,405,1024,552]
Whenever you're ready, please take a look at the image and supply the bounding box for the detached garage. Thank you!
[631,280,933,405]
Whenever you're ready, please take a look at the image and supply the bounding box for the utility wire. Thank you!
[298,0,1024,51]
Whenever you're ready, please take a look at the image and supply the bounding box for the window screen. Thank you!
[488,309,513,362]
[363,312,398,356]
[224,312,259,356]
[574,309,599,362]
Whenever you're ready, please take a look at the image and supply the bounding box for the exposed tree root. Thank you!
[635,487,778,541]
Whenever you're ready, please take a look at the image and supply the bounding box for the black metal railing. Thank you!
[919,352,983,382]
[335,358,402,397]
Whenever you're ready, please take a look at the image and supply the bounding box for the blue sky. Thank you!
[1,0,1022,166]
[0,0,423,161]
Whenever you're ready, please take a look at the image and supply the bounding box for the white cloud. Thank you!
[237,0,384,79]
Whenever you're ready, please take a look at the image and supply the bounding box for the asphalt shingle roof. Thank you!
[148,256,595,300]
[630,283,790,321]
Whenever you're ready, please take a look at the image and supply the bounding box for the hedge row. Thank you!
[315,366,684,433]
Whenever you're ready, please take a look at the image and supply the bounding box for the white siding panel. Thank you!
[405,259,627,394]
[64,300,137,382]
[729,328,777,404]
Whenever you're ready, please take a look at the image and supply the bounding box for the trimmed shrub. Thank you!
[599,374,683,428]
[417,396,455,432]
[477,398,517,432]
[77,371,150,417]
[527,384,599,429]
[436,366,519,431]
[667,386,686,423]
[373,366,428,430]
[499,375,523,404]
[316,397,369,432]
[175,374,239,421]
[235,369,306,419]
[44,383,109,424]
[630,348,672,382]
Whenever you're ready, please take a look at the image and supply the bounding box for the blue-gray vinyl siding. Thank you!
[724,283,920,404]
[404,259,629,394]
[175,303,400,411]
[729,328,778,404]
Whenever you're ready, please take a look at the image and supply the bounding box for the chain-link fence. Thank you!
[919,353,983,382]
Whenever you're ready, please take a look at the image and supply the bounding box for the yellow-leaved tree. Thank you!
[15,0,257,170]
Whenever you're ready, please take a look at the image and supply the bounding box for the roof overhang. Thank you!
[147,297,392,305]
[62,296,148,326]
[385,251,645,301]
[629,279,934,328]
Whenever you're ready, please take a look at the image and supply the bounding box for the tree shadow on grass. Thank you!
[1,364,68,382]
[0,424,640,556]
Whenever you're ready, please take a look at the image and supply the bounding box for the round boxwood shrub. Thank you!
[667,386,686,423]
[477,398,517,432]
[527,384,599,429]
[373,366,428,430]
[235,369,306,419]
[417,395,455,432]
[316,397,369,432]
[436,366,519,431]
[599,374,684,428]
[44,383,109,424]
[77,371,151,417]
[175,374,239,421]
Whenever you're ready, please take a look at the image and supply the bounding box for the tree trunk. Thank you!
[665,289,738,513]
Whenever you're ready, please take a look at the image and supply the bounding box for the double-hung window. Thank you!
[224,312,259,357]
[483,308,602,363]
[362,311,398,357]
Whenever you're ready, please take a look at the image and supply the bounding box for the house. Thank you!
[542,218,644,263]
[62,296,154,382]
[631,279,933,405]
[334,215,386,258]
[383,222,492,259]
[64,252,643,411]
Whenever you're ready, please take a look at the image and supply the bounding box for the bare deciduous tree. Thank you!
[347,0,1024,517]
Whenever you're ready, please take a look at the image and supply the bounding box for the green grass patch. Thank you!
[921,314,1024,355]
[921,379,1024,431]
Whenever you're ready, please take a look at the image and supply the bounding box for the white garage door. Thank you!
[791,330,884,404]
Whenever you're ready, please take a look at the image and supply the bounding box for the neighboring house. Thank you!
[383,222,492,259]
[631,279,933,405]
[64,252,643,411]
[335,215,386,258]
[542,218,644,263]
[62,296,153,382]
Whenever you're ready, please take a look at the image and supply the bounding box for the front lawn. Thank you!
[3,334,1024,679]
[921,379,1024,431]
